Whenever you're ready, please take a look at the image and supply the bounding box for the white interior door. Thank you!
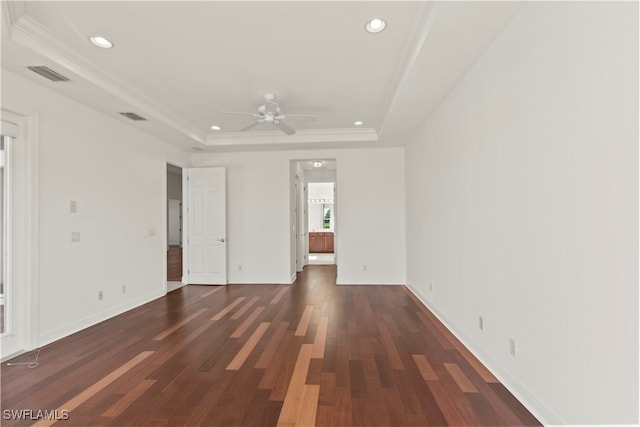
[186,167,227,285]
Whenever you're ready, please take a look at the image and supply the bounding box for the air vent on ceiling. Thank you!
[27,66,70,82]
[118,112,147,121]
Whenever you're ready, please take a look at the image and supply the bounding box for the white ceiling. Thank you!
[1,1,522,153]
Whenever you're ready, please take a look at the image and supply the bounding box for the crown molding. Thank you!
[2,1,25,26]
[375,1,437,139]
[205,128,378,146]
[9,14,206,144]
[1,0,24,39]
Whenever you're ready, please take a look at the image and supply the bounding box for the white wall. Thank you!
[1,70,191,349]
[167,171,182,200]
[192,147,405,285]
[405,2,638,424]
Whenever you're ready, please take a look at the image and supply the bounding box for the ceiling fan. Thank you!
[220,93,317,135]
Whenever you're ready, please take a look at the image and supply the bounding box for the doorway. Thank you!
[290,159,337,274]
[166,164,183,290]
[307,182,335,265]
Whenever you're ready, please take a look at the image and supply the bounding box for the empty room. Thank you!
[0,1,637,426]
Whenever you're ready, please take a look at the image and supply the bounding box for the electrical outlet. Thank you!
[509,338,517,356]
[363,264,367,271]
[70,200,77,213]
[98,291,103,300]
[71,231,81,242]
[148,228,156,237]
[122,284,126,294]
[479,316,484,331]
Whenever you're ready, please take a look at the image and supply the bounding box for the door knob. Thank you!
[217,238,225,243]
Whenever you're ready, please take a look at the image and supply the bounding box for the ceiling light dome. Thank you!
[353,121,364,127]
[210,125,221,131]
[365,18,386,33]
[90,35,113,48]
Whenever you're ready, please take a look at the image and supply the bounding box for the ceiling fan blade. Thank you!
[219,111,261,117]
[279,113,318,121]
[239,121,260,131]
[276,120,295,135]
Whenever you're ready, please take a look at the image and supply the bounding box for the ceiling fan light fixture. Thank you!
[365,18,386,33]
[89,35,113,48]
[353,120,364,127]
[210,125,221,131]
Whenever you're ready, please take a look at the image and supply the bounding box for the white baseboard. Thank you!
[167,281,185,292]
[1,349,26,363]
[404,282,563,426]
[336,276,405,285]
[38,289,165,349]
[226,281,291,285]
[290,273,297,284]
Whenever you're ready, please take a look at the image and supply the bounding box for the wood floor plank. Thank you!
[445,362,479,393]
[270,287,289,304]
[255,321,290,369]
[412,354,438,381]
[276,344,314,427]
[211,297,246,320]
[377,320,404,370]
[312,316,329,359]
[230,296,260,320]
[32,351,154,427]
[295,384,320,427]
[294,305,314,337]
[102,379,156,417]
[152,308,208,340]
[200,286,222,298]
[230,306,265,338]
[226,322,270,370]
[426,380,467,426]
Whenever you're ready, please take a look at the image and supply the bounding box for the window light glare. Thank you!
[365,18,386,33]
[353,121,364,127]
[210,125,221,131]
[90,35,113,48]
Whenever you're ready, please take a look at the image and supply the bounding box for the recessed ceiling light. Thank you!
[90,35,113,49]
[365,18,386,33]
[353,121,364,127]
[210,125,221,131]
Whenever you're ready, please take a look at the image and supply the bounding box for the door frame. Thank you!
[163,161,188,292]
[0,107,40,360]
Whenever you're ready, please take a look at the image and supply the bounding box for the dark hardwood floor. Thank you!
[1,265,540,426]
[167,245,182,282]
